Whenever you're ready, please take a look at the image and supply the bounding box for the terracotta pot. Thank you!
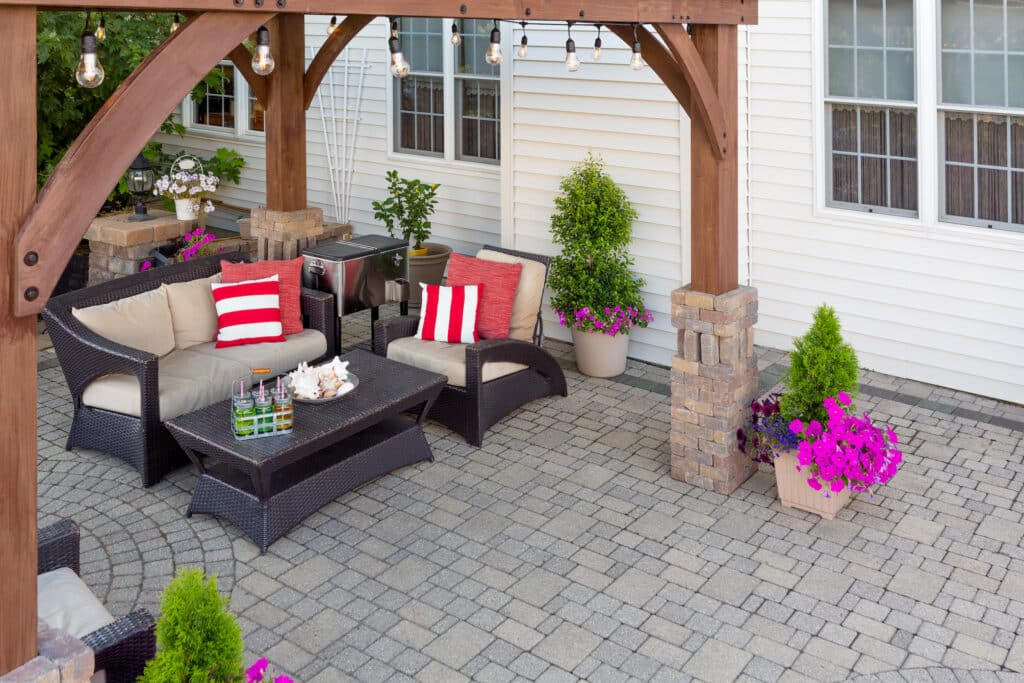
[571,327,630,378]
[774,448,851,520]
[408,242,452,307]
[174,198,198,221]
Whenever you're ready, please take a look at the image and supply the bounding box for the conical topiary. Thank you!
[140,568,244,683]
[779,304,859,425]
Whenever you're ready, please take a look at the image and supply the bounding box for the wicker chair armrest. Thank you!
[372,316,420,356]
[465,338,565,388]
[38,520,80,575]
[300,287,335,355]
[82,610,156,680]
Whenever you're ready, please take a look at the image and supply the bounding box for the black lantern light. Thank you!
[126,153,156,222]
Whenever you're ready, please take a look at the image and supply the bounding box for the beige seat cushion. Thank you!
[477,249,546,341]
[163,273,221,349]
[72,286,176,357]
[80,331,326,420]
[38,568,111,683]
[387,336,527,387]
[187,329,327,378]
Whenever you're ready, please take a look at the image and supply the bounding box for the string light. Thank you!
[388,19,411,77]
[451,21,461,46]
[327,15,338,35]
[630,23,644,70]
[95,14,106,42]
[252,25,276,75]
[170,13,181,33]
[564,22,579,72]
[518,21,528,58]
[485,20,502,65]
[592,24,602,60]
[75,10,104,88]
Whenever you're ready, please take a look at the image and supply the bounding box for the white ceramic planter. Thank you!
[774,448,851,520]
[571,327,630,378]
[174,198,199,221]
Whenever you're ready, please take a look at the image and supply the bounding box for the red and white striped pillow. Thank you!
[211,275,287,348]
[415,283,482,344]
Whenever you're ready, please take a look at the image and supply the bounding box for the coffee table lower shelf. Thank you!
[186,416,432,553]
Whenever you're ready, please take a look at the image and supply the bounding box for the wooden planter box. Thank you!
[775,448,851,520]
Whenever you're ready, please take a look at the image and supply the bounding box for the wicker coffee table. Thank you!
[164,349,445,553]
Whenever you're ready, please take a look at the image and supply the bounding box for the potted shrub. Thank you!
[739,304,902,518]
[372,169,450,307]
[549,154,652,377]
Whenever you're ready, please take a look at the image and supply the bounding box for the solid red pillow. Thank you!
[210,275,286,348]
[415,284,482,343]
[446,253,522,339]
[221,257,303,335]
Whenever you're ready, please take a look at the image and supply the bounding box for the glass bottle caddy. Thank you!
[231,377,294,440]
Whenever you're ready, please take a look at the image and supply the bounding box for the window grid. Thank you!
[830,105,918,212]
[193,64,235,129]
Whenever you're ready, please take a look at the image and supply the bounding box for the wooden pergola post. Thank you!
[0,5,38,675]
[265,14,307,211]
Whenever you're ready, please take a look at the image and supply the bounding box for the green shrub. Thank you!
[548,154,651,335]
[140,568,244,683]
[780,304,859,425]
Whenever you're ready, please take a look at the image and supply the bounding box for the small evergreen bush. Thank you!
[780,304,859,425]
[548,153,651,335]
[140,568,244,683]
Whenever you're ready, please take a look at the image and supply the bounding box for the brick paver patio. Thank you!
[36,308,1024,682]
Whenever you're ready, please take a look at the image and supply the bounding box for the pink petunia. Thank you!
[789,419,804,435]
[246,658,268,683]
[829,479,845,493]
[807,477,822,491]
[837,391,851,406]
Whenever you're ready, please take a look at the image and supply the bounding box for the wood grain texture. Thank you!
[304,14,374,109]
[14,10,273,317]
[229,42,267,107]
[654,23,726,161]
[8,0,755,24]
[0,7,38,675]
[265,14,307,211]
[689,24,738,295]
[607,24,692,115]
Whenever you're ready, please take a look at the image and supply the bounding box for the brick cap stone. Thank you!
[36,625,94,683]
[0,657,59,683]
[85,209,188,248]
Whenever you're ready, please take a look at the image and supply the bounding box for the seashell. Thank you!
[322,389,337,398]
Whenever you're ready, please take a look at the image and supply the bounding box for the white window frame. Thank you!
[182,60,265,139]
[385,19,505,174]
[812,0,1024,237]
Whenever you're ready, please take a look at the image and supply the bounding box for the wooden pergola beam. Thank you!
[607,23,693,116]
[4,0,755,25]
[14,10,274,318]
[0,8,38,674]
[303,14,374,110]
[229,42,267,107]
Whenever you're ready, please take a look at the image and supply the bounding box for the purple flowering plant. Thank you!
[246,658,293,683]
[140,227,222,271]
[737,393,801,467]
[556,305,653,336]
[788,392,903,496]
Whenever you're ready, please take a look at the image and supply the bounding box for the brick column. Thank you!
[85,210,192,285]
[670,285,758,494]
[242,208,351,261]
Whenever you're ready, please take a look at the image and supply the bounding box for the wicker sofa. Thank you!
[43,253,335,486]
[38,519,156,683]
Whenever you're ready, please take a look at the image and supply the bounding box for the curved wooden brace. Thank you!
[14,10,274,317]
[606,24,694,120]
[229,43,267,107]
[303,14,375,110]
[655,23,727,160]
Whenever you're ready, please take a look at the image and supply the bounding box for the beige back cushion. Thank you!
[72,286,175,357]
[163,273,222,349]
[476,249,546,341]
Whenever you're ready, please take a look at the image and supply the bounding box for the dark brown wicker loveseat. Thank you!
[373,246,567,446]
[42,253,335,486]
[38,520,156,682]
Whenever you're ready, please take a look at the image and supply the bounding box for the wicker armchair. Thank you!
[42,253,336,486]
[38,520,156,683]
[373,246,567,446]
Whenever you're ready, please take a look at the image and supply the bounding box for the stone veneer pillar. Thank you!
[670,285,759,494]
[0,625,94,683]
[85,209,193,285]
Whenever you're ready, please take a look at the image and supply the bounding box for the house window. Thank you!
[939,0,1024,229]
[249,91,265,133]
[825,0,917,214]
[193,63,236,129]
[392,18,501,163]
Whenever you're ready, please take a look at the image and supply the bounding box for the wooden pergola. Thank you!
[0,0,756,673]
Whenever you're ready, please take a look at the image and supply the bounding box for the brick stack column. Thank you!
[669,285,759,494]
[242,208,350,260]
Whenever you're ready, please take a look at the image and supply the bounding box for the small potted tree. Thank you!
[372,170,450,307]
[549,154,652,377]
